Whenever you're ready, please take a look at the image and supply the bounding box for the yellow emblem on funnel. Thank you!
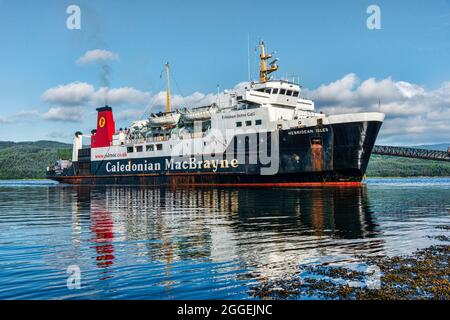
[99,116,106,128]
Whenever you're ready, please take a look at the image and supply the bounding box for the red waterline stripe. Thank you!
[183,182,363,187]
[53,177,363,187]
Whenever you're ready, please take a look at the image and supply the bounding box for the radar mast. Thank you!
[259,41,279,83]
[165,62,171,112]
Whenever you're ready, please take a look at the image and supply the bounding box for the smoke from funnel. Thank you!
[100,63,111,105]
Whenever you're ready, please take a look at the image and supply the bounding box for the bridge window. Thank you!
[146,145,154,152]
[272,88,279,94]
[156,144,163,151]
[280,89,286,95]
[265,89,271,94]
[236,121,242,127]
[136,146,143,152]
[127,146,133,153]
[286,90,293,96]
[255,119,262,125]
[293,91,299,97]
[245,120,252,126]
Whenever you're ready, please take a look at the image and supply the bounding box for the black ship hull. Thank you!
[48,120,382,186]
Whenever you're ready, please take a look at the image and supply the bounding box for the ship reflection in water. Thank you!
[0,179,448,299]
[68,185,383,297]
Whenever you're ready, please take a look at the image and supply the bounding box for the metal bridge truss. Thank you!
[373,145,450,162]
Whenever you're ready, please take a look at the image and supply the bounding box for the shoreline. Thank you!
[251,244,450,300]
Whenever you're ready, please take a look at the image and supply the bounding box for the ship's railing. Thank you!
[126,132,209,145]
[146,136,170,143]
[179,132,207,139]
[126,135,170,145]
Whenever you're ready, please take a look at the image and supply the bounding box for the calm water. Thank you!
[0,178,449,299]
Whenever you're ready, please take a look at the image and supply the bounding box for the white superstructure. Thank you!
[86,41,383,165]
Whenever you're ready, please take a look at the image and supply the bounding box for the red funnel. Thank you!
[91,106,115,148]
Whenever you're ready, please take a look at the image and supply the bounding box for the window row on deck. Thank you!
[127,143,163,153]
[256,88,300,97]
[236,119,263,127]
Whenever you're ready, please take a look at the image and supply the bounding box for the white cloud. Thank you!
[41,82,94,106]
[39,82,216,124]
[0,110,40,124]
[38,75,449,145]
[0,116,11,124]
[94,87,151,106]
[306,73,358,105]
[77,49,119,64]
[13,110,40,119]
[43,106,84,122]
[304,74,450,144]
[149,91,216,111]
[115,109,146,121]
[41,83,151,107]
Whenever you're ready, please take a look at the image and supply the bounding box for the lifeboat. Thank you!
[148,111,181,127]
[130,119,149,129]
[181,104,218,123]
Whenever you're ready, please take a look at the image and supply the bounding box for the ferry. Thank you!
[47,42,384,186]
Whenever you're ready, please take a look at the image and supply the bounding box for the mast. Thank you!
[165,62,171,113]
[259,41,278,83]
[247,33,251,81]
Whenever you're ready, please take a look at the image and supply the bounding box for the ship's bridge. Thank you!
[236,80,315,112]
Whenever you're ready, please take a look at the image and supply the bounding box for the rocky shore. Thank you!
[251,244,450,300]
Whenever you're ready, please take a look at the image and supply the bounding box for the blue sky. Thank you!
[0,0,449,144]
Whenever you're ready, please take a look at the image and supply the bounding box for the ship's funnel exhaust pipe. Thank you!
[72,131,83,161]
[91,105,115,148]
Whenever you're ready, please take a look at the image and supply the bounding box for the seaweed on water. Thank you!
[250,245,450,300]
[427,235,450,242]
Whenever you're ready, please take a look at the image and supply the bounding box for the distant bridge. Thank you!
[373,145,450,162]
